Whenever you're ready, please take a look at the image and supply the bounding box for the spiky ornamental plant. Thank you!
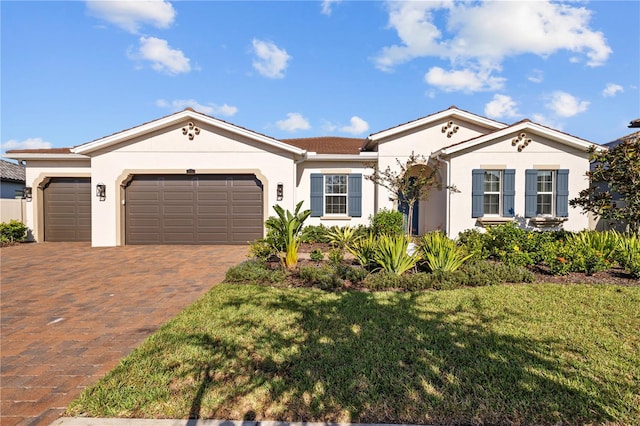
[373,234,421,276]
[366,152,455,236]
[267,201,311,270]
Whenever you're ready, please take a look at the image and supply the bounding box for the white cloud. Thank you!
[532,113,563,131]
[424,67,505,92]
[129,36,191,75]
[155,99,238,117]
[276,113,310,132]
[528,69,544,83]
[340,116,369,135]
[321,0,342,16]
[251,39,291,79]
[602,83,624,97]
[484,95,519,119]
[2,137,52,153]
[375,1,611,92]
[86,0,175,34]
[546,91,590,117]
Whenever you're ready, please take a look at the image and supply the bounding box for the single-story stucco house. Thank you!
[5,106,602,246]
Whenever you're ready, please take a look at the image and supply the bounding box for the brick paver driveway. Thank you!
[1,242,248,426]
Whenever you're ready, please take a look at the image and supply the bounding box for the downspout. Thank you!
[294,151,308,208]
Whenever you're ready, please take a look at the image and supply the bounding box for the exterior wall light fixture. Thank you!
[96,183,106,201]
[23,187,32,202]
[277,183,284,201]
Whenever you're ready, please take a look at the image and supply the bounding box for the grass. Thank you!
[67,283,640,425]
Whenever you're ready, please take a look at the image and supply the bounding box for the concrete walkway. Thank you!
[1,242,248,426]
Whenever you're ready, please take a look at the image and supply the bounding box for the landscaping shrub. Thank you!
[300,224,331,244]
[460,260,534,286]
[541,231,621,276]
[265,202,311,270]
[334,263,368,283]
[370,208,404,236]
[417,231,471,273]
[299,265,343,290]
[225,260,286,284]
[327,226,361,250]
[346,233,378,270]
[457,228,489,261]
[247,239,278,262]
[328,248,344,265]
[373,234,421,275]
[0,220,27,243]
[617,233,640,278]
[309,248,324,261]
[362,271,401,290]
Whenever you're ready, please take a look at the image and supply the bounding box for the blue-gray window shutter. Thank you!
[310,174,323,217]
[556,169,569,217]
[348,174,362,217]
[525,169,538,218]
[471,169,484,218]
[502,169,515,217]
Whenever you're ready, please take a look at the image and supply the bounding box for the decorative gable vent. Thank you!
[441,121,459,138]
[511,132,532,152]
[182,122,201,140]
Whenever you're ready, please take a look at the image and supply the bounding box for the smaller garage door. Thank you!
[43,178,91,242]
[125,174,263,245]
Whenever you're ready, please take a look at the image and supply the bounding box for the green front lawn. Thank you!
[67,283,640,425]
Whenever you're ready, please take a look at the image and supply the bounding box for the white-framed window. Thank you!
[536,171,554,216]
[324,175,347,215]
[483,170,501,215]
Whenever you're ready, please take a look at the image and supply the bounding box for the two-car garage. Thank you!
[42,174,264,244]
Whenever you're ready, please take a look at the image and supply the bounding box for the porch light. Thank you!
[23,187,32,202]
[277,183,284,201]
[96,183,106,201]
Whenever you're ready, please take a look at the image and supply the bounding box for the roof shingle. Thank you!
[281,137,365,155]
[0,159,26,182]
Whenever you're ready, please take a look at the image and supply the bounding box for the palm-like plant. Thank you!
[373,234,421,275]
[266,202,311,270]
[327,226,361,250]
[347,232,378,270]
[419,232,472,273]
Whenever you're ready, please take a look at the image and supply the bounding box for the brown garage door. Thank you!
[125,174,263,245]
[43,178,91,242]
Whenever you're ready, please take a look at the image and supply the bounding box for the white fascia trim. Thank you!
[437,121,599,156]
[303,152,378,162]
[368,109,507,143]
[72,110,306,156]
[4,153,89,161]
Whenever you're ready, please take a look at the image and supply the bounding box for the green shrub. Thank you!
[362,271,400,290]
[328,248,344,265]
[247,239,278,262]
[541,241,574,276]
[347,233,378,270]
[300,224,331,244]
[265,202,311,270]
[0,220,27,243]
[370,208,404,236]
[299,265,344,290]
[327,226,361,250]
[460,261,534,286]
[373,234,421,275]
[309,248,324,261]
[225,260,286,284]
[457,228,489,261]
[334,263,368,283]
[417,231,471,273]
[617,234,640,278]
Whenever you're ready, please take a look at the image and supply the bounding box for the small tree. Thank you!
[266,201,311,270]
[569,134,640,236]
[366,152,448,236]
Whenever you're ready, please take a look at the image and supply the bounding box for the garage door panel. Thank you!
[44,178,91,242]
[126,174,262,245]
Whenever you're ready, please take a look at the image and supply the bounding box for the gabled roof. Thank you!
[434,119,602,156]
[0,159,25,182]
[604,130,640,149]
[72,108,306,156]
[282,137,365,155]
[363,105,507,150]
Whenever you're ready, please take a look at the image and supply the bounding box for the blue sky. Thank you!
[2,0,639,155]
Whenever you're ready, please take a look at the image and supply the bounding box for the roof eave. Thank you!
[4,153,89,161]
[72,110,306,156]
[304,152,378,161]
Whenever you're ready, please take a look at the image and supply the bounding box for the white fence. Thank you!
[1,199,26,223]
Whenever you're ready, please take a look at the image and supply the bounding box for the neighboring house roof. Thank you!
[0,159,26,183]
[282,137,365,155]
[72,108,305,156]
[604,130,640,149]
[629,118,640,128]
[435,119,601,156]
[363,105,508,150]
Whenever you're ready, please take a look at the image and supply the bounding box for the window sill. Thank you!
[320,216,352,221]
[476,217,515,227]
[528,217,568,228]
